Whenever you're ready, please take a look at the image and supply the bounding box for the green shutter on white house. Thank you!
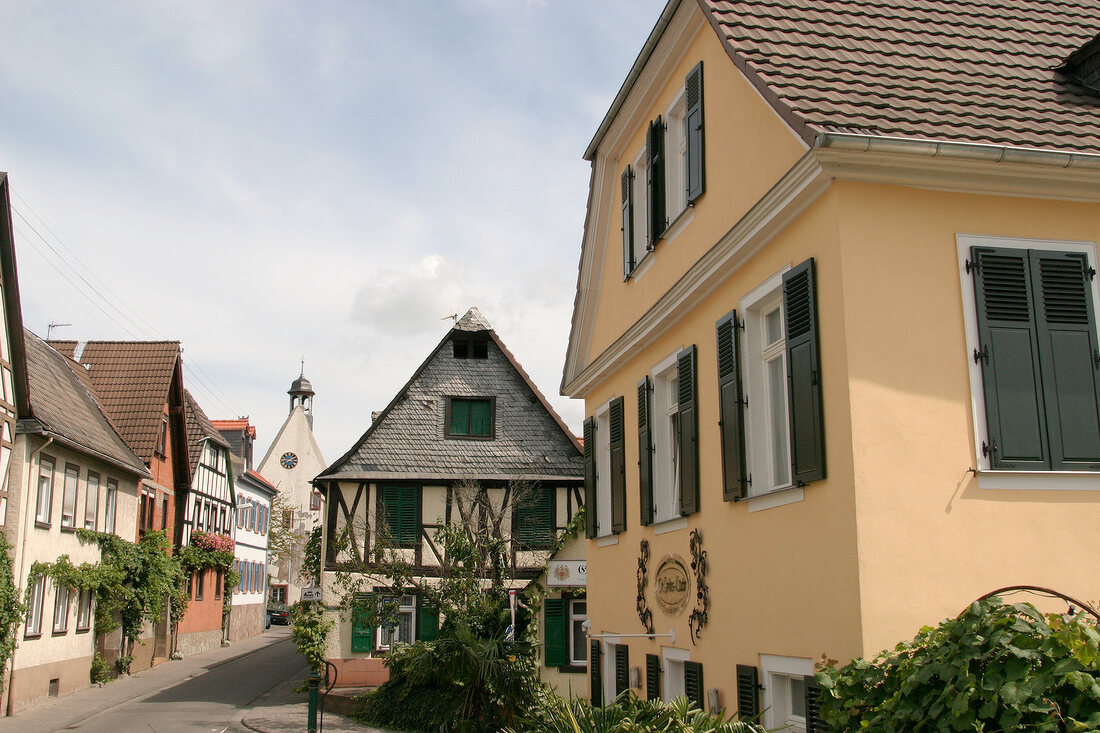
[418,602,439,642]
[622,167,634,279]
[685,61,705,204]
[382,485,418,546]
[583,418,597,539]
[517,487,554,549]
[351,593,375,653]
[716,310,747,500]
[609,396,626,534]
[677,346,699,515]
[638,376,654,526]
[543,598,567,667]
[783,259,826,484]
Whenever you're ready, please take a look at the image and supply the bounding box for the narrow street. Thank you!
[0,627,369,733]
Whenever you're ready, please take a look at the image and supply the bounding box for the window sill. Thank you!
[60,525,76,533]
[596,534,619,548]
[652,517,688,535]
[557,664,588,674]
[51,629,68,637]
[744,485,804,513]
[663,206,694,247]
[34,520,50,530]
[975,470,1100,491]
[23,632,41,640]
[75,627,91,634]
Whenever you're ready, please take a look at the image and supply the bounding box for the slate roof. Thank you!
[21,330,149,477]
[184,390,231,477]
[595,0,1100,157]
[63,341,183,462]
[321,308,583,483]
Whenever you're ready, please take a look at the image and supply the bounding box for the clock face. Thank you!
[280,452,298,469]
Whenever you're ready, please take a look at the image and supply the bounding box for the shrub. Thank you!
[818,598,1100,732]
[511,691,768,733]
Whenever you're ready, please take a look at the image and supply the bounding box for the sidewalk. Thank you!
[239,674,387,733]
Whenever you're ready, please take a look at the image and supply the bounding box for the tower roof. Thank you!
[289,365,315,397]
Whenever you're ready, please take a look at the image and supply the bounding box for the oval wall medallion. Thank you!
[654,554,691,616]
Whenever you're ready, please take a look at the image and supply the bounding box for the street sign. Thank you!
[301,587,323,602]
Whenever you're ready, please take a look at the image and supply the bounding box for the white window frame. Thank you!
[61,464,79,529]
[36,456,54,525]
[375,594,416,650]
[664,88,688,221]
[104,480,117,534]
[76,589,93,632]
[740,267,804,511]
[661,646,691,702]
[957,233,1100,490]
[84,472,100,531]
[52,584,70,634]
[595,400,615,541]
[630,148,652,276]
[568,598,587,666]
[651,352,682,524]
[25,574,45,637]
[761,654,814,733]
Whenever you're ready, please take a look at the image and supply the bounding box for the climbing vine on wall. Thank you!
[0,537,24,693]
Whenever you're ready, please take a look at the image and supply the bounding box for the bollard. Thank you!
[307,670,320,733]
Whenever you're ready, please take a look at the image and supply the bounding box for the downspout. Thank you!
[7,436,53,716]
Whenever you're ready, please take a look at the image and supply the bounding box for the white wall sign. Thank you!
[301,587,323,602]
[546,560,587,587]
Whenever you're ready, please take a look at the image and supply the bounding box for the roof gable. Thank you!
[184,390,231,476]
[322,308,582,482]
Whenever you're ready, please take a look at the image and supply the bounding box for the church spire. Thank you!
[288,363,316,427]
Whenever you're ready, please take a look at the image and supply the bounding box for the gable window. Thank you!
[452,337,488,359]
[380,485,418,547]
[960,236,1100,479]
[104,480,117,534]
[514,486,554,549]
[622,62,704,280]
[35,456,55,526]
[61,464,80,530]
[84,472,100,531]
[157,416,168,456]
[446,397,495,439]
[728,260,826,508]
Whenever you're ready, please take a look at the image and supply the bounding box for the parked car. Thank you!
[267,603,290,625]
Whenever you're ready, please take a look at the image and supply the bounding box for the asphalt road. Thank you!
[0,626,310,733]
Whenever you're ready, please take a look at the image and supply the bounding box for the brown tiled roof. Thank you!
[696,0,1100,153]
[74,341,181,462]
[211,418,256,439]
[22,331,149,477]
[184,390,231,477]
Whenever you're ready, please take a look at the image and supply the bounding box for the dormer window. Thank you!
[452,338,488,359]
[446,397,495,439]
[1059,33,1100,93]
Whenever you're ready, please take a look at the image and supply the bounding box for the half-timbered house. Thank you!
[315,307,584,687]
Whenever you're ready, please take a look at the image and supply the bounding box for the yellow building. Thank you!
[561,1,1100,729]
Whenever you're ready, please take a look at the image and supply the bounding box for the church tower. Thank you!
[258,365,327,605]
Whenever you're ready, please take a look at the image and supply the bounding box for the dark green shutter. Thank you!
[647,117,666,246]
[645,653,660,701]
[583,418,597,539]
[805,676,827,732]
[622,167,634,279]
[351,593,375,653]
[736,664,759,719]
[609,397,626,533]
[784,258,826,484]
[717,311,747,500]
[614,645,629,697]
[1031,250,1100,470]
[684,661,704,710]
[418,602,439,642]
[383,486,417,546]
[972,246,1047,469]
[638,376,654,525]
[470,399,492,436]
[517,487,553,548]
[590,640,603,706]
[450,399,470,435]
[543,598,567,667]
[685,61,705,204]
[678,346,699,515]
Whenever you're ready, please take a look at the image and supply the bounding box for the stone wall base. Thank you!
[176,628,223,658]
[8,653,92,714]
[228,603,265,642]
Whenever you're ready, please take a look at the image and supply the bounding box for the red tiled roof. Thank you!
[211,418,256,439]
[245,469,278,492]
[697,0,1100,153]
[73,341,181,462]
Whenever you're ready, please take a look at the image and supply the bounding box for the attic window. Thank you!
[453,338,488,359]
[1060,33,1100,93]
[446,397,495,439]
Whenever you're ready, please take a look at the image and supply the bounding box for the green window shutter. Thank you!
[418,601,439,642]
[638,376,654,526]
[517,488,553,549]
[645,653,661,701]
[783,258,826,484]
[614,644,629,697]
[449,399,470,435]
[647,116,666,246]
[470,399,492,436]
[716,310,747,500]
[590,640,603,706]
[971,247,1048,468]
[685,61,705,204]
[543,598,567,667]
[1030,250,1100,470]
[805,675,827,732]
[736,664,759,719]
[609,396,626,534]
[677,346,699,515]
[622,166,635,279]
[684,660,704,710]
[383,486,418,546]
[583,418,597,539]
[351,593,375,653]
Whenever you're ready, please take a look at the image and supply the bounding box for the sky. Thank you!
[0,0,669,464]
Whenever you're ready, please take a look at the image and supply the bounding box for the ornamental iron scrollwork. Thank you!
[636,539,654,634]
[688,528,709,645]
